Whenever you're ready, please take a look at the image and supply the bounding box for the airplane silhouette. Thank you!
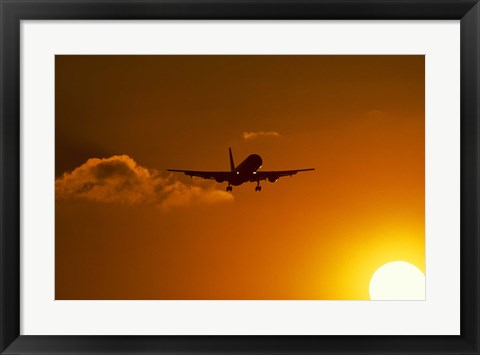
[168,148,314,192]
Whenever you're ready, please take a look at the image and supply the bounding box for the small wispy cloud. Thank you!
[55,155,233,210]
[242,131,281,140]
[367,109,383,117]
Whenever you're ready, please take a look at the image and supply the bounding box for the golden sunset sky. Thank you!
[55,55,424,300]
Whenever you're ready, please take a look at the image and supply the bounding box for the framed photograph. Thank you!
[1,0,479,354]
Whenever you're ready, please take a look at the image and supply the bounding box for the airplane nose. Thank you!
[254,155,263,167]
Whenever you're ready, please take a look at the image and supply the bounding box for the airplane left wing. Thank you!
[252,168,314,182]
[167,169,230,181]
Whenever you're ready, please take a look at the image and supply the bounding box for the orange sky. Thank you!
[55,55,424,300]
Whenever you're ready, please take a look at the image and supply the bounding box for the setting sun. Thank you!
[369,261,425,300]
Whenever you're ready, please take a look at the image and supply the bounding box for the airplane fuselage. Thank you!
[219,154,263,186]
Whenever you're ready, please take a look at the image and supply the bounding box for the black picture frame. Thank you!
[1,1,479,354]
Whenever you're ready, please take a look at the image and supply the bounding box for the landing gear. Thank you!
[226,185,233,192]
[255,181,262,192]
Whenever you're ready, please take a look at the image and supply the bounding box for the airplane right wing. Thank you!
[167,169,231,181]
[252,168,315,182]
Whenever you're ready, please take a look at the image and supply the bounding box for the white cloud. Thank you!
[242,131,281,140]
[56,155,233,209]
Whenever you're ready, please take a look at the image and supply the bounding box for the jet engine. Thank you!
[268,176,279,183]
[216,177,225,183]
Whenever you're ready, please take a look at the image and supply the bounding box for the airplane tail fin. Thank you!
[229,147,235,171]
